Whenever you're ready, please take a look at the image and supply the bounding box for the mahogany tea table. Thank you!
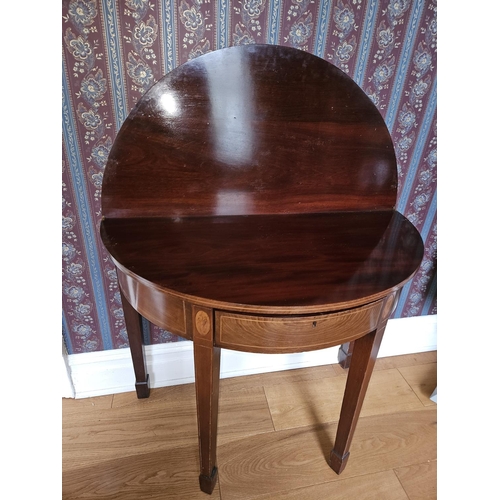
[100,44,424,495]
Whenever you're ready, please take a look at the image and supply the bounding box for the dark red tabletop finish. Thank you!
[101,211,423,312]
[100,44,424,494]
[102,45,397,218]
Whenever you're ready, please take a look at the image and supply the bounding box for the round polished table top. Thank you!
[101,45,423,314]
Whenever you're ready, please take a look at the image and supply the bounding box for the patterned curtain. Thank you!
[62,0,437,354]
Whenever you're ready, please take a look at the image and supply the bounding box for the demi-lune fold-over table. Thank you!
[100,44,424,494]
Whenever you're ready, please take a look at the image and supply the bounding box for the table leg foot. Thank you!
[199,466,218,494]
[135,374,150,399]
[329,450,350,474]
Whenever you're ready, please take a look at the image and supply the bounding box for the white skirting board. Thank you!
[64,314,437,399]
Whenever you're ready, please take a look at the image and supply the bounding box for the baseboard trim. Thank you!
[66,314,437,399]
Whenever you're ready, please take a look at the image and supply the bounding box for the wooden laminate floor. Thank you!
[62,351,437,499]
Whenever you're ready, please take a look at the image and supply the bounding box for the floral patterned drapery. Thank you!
[62,0,437,354]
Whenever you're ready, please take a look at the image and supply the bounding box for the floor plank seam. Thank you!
[396,367,432,408]
[262,386,278,433]
[392,466,413,500]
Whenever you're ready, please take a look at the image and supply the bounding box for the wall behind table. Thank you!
[62,0,437,354]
